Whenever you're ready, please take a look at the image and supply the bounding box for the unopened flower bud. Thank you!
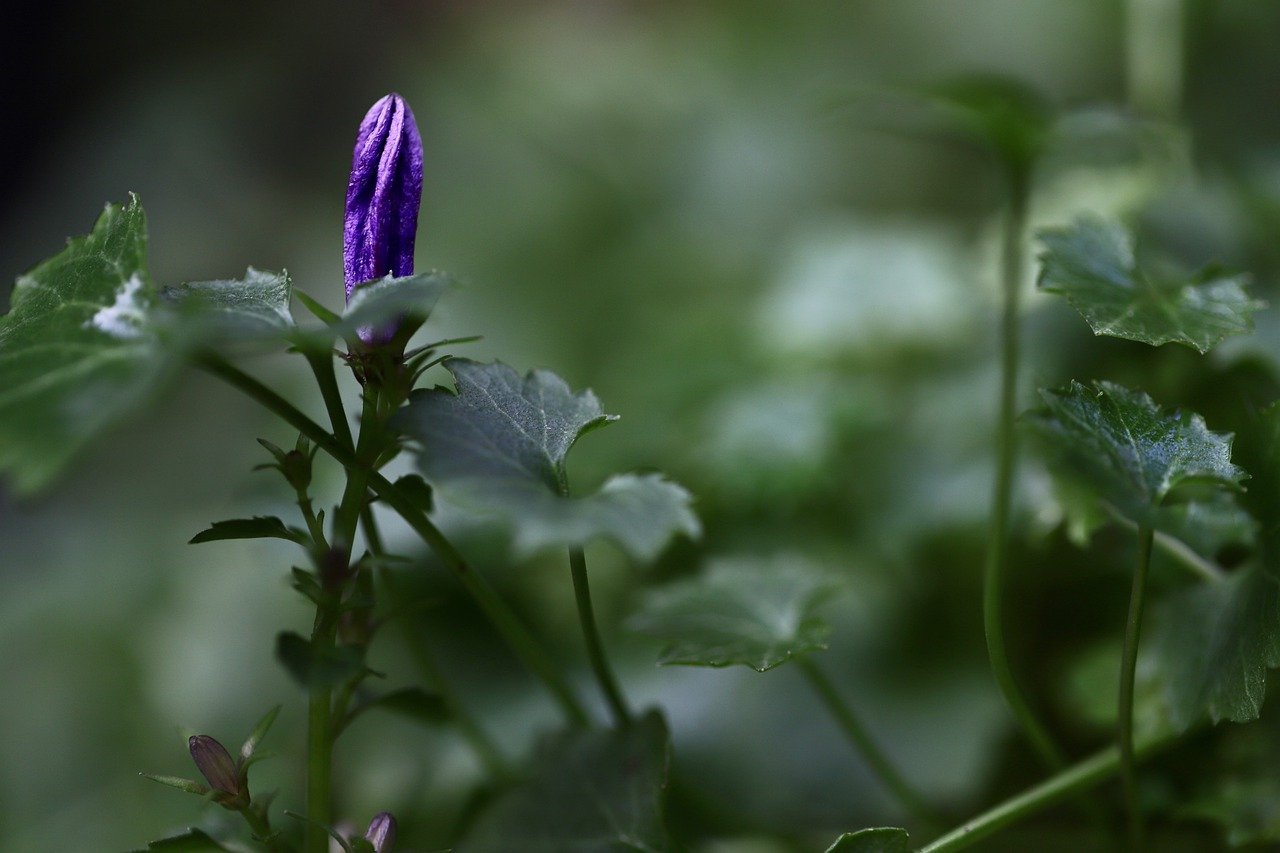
[188,735,245,808]
[279,448,312,491]
[343,93,424,346]
[365,811,397,852]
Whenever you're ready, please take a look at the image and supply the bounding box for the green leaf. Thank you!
[1025,380,1246,529]
[923,75,1052,170]
[628,556,837,672]
[139,773,211,797]
[1059,640,1174,741]
[161,267,293,342]
[1180,776,1280,847]
[1037,217,1263,353]
[390,473,433,513]
[1147,564,1280,731]
[461,710,671,852]
[133,829,230,852]
[825,827,911,853]
[239,704,282,763]
[0,195,171,494]
[339,687,449,736]
[189,516,308,545]
[392,359,699,561]
[275,632,366,689]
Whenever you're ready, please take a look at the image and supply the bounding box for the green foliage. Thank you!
[1026,380,1246,530]
[189,516,309,545]
[1037,217,1262,353]
[339,687,449,736]
[824,827,911,853]
[133,828,231,851]
[161,268,294,341]
[461,711,671,852]
[1180,776,1280,847]
[628,556,836,671]
[275,632,366,689]
[392,359,699,560]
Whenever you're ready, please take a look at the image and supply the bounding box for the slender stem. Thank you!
[1103,501,1224,583]
[304,606,338,853]
[797,657,938,827]
[568,546,632,727]
[240,805,278,849]
[305,351,354,452]
[918,731,1176,853]
[199,356,589,727]
[1119,525,1155,850]
[296,488,328,550]
[983,171,1068,771]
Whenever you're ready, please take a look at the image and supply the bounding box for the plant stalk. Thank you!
[1119,525,1155,850]
[304,606,339,853]
[982,170,1068,771]
[797,657,938,827]
[569,546,632,727]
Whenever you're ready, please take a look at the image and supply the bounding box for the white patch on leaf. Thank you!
[86,273,148,338]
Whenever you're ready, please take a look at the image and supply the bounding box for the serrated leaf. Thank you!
[1025,380,1246,529]
[0,195,172,494]
[461,710,670,853]
[161,267,293,342]
[628,556,837,672]
[391,359,699,561]
[825,827,911,853]
[1038,217,1263,353]
[1147,564,1280,731]
[275,631,366,689]
[133,829,230,852]
[189,516,307,545]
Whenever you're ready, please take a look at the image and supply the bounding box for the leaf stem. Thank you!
[199,355,589,727]
[1119,525,1155,849]
[1103,501,1225,583]
[304,604,339,853]
[569,546,632,727]
[796,656,939,827]
[983,170,1068,771]
[917,731,1176,853]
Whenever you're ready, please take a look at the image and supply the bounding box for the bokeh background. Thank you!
[4,1,1280,850]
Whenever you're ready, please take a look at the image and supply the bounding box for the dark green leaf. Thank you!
[0,196,170,494]
[1180,776,1280,847]
[1037,217,1263,353]
[340,687,449,736]
[161,267,293,341]
[391,473,433,513]
[1026,380,1246,529]
[1148,564,1280,731]
[628,556,836,671]
[825,827,911,853]
[293,288,341,324]
[133,829,230,852]
[189,517,308,545]
[461,710,670,853]
[924,75,1052,170]
[392,359,699,561]
[275,632,366,689]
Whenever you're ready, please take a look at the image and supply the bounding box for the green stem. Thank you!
[569,546,632,727]
[1103,501,1224,583]
[199,355,589,727]
[1119,525,1155,850]
[982,171,1068,771]
[918,731,1176,853]
[304,606,338,853]
[797,657,938,827]
[240,805,278,850]
[305,350,354,452]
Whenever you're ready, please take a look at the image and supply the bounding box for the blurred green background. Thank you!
[4,1,1280,850]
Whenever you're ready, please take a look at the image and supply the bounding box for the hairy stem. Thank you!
[797,657,938,827]
[982,171,1068,771]
[1119,525,1155,849]
[569,546,632,727]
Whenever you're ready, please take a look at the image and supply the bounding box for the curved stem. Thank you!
[569,546,632,727]
[199,355,589,727]
[797,657,939,827]
[1119,525,1155,850]
[983,172,1068,771]
[918,730,1177,853]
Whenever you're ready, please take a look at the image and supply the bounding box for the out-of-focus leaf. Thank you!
[923,74,1052,170]
[161,268,293,341]
[1059,640,1173,741]
[339,687,449,736]
[461,710,670,853]
[824,827,910,853]
[239,704,281,763]
[275,632,366,689]
[133,828,230,851]
[1147,564,1280,731]
[1025,381,1246,530]
[390,473,433,514]
[628,556,837,672]
[391,359,699,561]
[1180,776,1280,847]
[0,195,171,494]
[1037,217,1262,353]
[189,517,308,545]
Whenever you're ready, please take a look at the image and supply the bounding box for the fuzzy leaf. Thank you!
[1026,381,1246,529]
[161,267,293,341]
[0,196,171,494]
[189,517,307,545]
[392,359,699,561]
[1038,217,1263,353]
[825,827,911,853]
[461,710,670,853]
[628,556,837,671]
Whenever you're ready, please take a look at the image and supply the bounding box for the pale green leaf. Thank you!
[628,556,836,671]
[461,710,670,852]
[391,359,699,561]
[161,267,293,341]
[825,827,911,853]
[1038,217,1263,353]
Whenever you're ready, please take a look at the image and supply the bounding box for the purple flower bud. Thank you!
[343,93,424,346]
[188,735,242,801]
[364,811,397,852]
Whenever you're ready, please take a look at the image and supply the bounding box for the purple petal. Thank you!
[188,735,240,796]
[364,811,397,852]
